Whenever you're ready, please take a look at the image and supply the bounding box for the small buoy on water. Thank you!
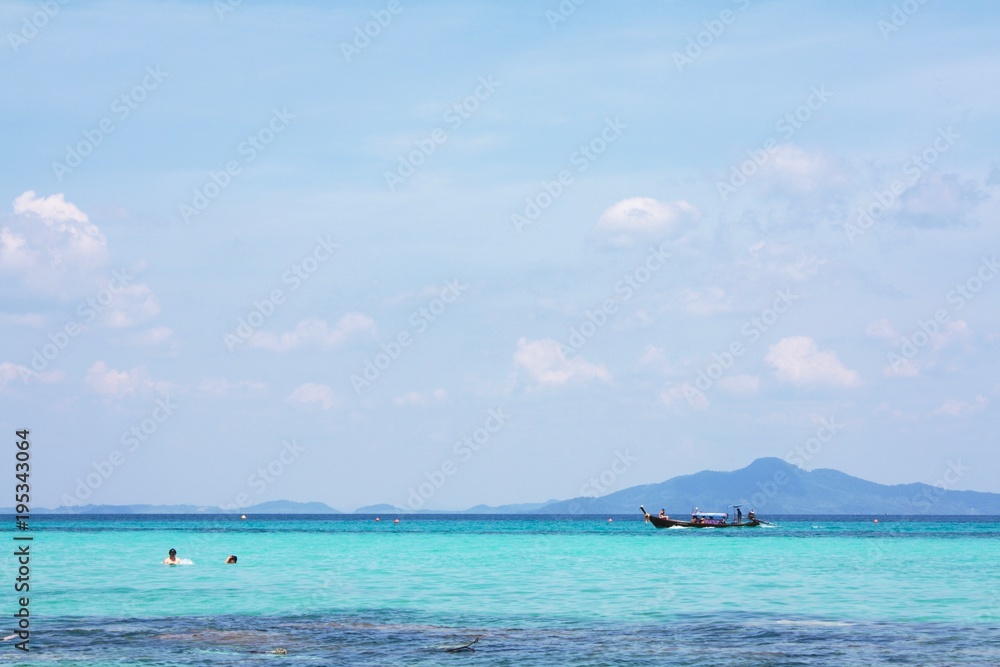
[394,518,400,524]
[873,519,879,523]
[375,517,380,522]
[608,518,613,523]
[241,515,246,520]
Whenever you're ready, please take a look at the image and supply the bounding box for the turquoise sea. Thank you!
[4,514,999,665]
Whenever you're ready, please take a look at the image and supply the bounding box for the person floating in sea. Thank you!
[225,555,238,564]
[163,548,180,565]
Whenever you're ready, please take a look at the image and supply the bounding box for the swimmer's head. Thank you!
[226,555,237,564]
[168,549,176,557]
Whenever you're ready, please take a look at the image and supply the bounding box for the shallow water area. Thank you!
[6,514,999,665]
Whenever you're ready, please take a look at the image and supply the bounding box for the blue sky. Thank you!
[2,0,998,511]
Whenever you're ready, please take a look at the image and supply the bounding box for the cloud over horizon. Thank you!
[765,336,861,388]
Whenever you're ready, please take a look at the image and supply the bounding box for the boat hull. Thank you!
[645,515,760,529]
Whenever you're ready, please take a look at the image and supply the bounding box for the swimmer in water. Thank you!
[163,548,180,564]
[225,555,237,564]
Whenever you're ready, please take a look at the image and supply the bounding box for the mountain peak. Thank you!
[536,457,1000,515]
[743,457,802,473]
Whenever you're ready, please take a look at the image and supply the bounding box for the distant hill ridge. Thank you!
[25,499,341,515]
[538,457,998,515]
[10,459,998,515]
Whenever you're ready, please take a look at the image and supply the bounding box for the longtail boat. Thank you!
[640,505,764,528]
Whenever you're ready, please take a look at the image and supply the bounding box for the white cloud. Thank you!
[1,191,109,297]
[2,193,163,330]
[878,320,970,378]
[718,374,760,395]
[681,287,732,316]
[882,357,920,378]
[933,395,988,417]
[198,378,266,397]
[866,318,897,341]
[248,314,376,351]
[0,313,46,327]
[0,361,62,390]
[513,337,611,387]
[597,197,699,244]
[931,320,970,350]
[103,283,161,328]
[85,361,161,398]
[286,382,338,410]
[741,241,827,282]
[764,336,861,388]
[639,344,666,366]
[898,172,985,227]
[760,144,848,196]
[126,326,175,347]
[393,389,448,406]
[12,191,89,223]
[660,384,708,411]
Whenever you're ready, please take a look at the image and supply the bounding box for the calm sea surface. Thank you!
[3,514,999,665]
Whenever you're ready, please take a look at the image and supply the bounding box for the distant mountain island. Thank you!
[24,499,340,515]
[537,457,1000,515]
[353,501,557,515]
[9,459,999,515]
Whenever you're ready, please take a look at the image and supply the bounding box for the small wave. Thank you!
[775,620,852,627]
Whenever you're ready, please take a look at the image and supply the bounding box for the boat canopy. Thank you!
[692,512,728,518]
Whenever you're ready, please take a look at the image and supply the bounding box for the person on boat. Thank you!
[225,555,238,564]
[736,507,743,524]
[658,509,666,519]
[747,509,756,522]
[163,548,180,564]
